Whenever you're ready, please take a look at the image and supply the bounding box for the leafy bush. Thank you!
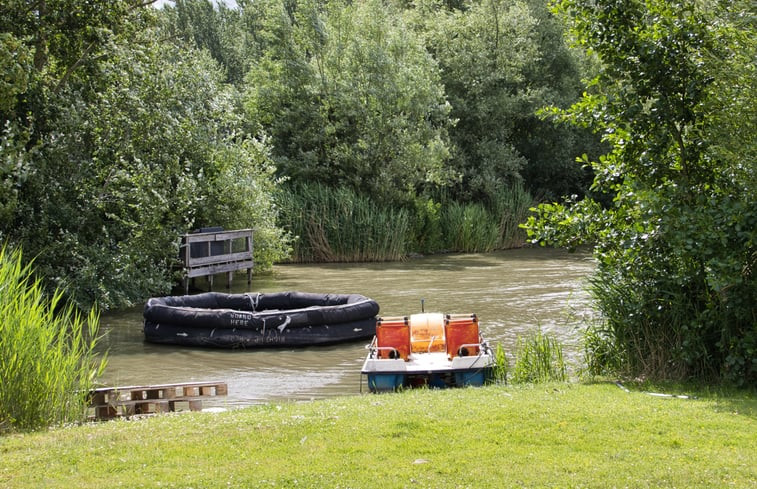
[526,0,756,385]
[1,11,290,309]
[0,247,106,433]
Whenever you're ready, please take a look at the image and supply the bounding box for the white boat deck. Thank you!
[361,350,493,374]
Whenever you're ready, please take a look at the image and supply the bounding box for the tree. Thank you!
[406,0,597,202]
[160,0,255,85]
[526,0,756,384]
[244,0,452,203]
[1,3,289,309]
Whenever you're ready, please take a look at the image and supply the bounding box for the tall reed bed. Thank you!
[0,247,106,432]
[439,185,533,252]
[440,201,500,252]
[278,183,533,261]
[278,184,411,262]
[585,268,710,380]
[492,184,533,249]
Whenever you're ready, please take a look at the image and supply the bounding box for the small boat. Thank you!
[361,312,494,392]
[143,291,379,348]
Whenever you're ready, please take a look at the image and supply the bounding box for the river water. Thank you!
[98,248,595,407]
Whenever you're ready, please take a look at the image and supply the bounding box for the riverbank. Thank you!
[2,382,755,488]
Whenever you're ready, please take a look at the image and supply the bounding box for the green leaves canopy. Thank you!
[526,0,756,384]
[0,2,288,309]
[244,0,452,203]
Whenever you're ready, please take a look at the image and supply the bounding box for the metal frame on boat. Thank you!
[361,313,494,392]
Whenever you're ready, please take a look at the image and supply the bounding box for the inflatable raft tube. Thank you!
[143,291,379,348]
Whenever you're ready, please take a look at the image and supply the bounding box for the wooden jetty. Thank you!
[88,381,228,420]
[180,228,253,294]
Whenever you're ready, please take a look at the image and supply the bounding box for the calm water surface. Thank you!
[99,248,595,407]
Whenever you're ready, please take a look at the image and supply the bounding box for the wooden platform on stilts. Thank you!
[180,228,254,294]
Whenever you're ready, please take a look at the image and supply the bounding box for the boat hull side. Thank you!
[144,317,377,349]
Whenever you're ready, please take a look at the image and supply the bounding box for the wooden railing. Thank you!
[180,228,253,294]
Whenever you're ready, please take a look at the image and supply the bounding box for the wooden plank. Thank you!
[186,251,253,268]
[88,381,228,420]
[91,382,227,400]
[185,261,254,278]
[182,229,253,243]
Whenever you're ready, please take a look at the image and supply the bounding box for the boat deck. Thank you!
[361,351,493,375]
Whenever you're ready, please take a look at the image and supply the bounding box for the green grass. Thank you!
[1,383,755,488]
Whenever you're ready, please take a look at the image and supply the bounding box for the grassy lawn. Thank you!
[1,382,755,488]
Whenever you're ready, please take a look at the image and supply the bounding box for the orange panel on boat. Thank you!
[376,317,411,360]
[409,313,446,353]
[445,315,480,359]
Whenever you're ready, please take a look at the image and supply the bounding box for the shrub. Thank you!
[0,247,106,432]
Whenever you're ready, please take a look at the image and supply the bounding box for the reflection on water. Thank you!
[98,248,595,407]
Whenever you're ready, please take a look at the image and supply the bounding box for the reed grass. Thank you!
[278,184,533,261]
[279,184,411,262]
[0,247,106,433]
[489,343,509,383]
[440,200,500,252]
[492,183,532,249]
[511,328,568,384]
[586,269,711,381]
[437,184,533,253]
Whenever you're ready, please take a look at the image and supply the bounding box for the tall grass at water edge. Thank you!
[511,328,568,384]
[278,184,411,262]
[278,183,533,261]
[0,247,106,433]
[436,184,534,253]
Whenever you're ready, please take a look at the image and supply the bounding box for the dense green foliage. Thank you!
[525,0,756,384]
[407,0,600,202]
[2,0,597,307]
[0,1,288,309]
[244,0,453,203]
[0,247,106,433]
[168,0,597,202]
